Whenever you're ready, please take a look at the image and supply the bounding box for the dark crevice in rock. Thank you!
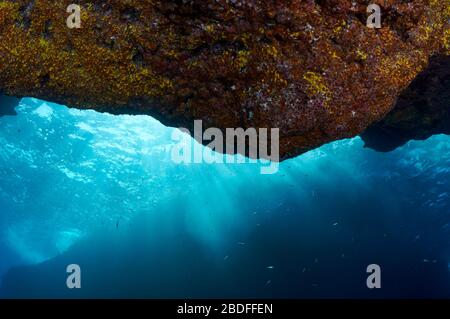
[120,6,140,23]
[42,19,52,39]
[361,55,450,152]
[17,0,34,30]
[132,49,145,68]
[39,73,51,87]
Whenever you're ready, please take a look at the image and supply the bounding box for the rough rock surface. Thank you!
[0,0,449,159]
[361,55,450,152]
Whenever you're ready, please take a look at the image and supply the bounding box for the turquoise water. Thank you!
[0,98,449,298]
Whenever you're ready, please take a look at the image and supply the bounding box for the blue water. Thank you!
[0,98,449,298]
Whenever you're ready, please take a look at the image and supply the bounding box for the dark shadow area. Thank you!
[0,95,20,116]
[361,55,450,152]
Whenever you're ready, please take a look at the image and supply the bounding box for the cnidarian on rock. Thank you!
[0,0,449,159]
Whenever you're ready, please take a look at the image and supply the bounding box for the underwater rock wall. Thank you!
[361,55,450,152]
[0,0,449,159]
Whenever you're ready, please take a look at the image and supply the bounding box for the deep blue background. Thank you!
[0,98,449,298]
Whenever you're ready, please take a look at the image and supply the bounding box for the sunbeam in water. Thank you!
[0,98,449,298]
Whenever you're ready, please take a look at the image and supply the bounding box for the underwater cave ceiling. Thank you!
[0,0,449,160]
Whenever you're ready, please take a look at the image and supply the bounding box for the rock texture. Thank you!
[0,0,449,159]
[361,55,450,152]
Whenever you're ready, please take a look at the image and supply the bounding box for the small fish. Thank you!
[332,222,338,226]
[223,255,229,261]
[266,266,275,270]
[237,242,246,246]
